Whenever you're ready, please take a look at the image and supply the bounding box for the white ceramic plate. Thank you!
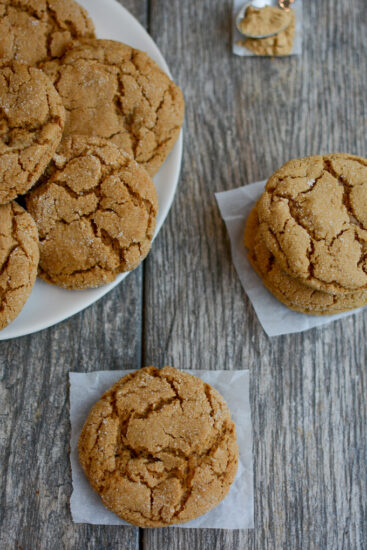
[0,0,183,340]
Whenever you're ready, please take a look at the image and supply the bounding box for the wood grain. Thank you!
[1,1,367,549]
[0,270,143,550]
[143,0,367,549]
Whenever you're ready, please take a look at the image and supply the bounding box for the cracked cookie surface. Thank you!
[26,135,158,290]
[40,39,185,176]
[245,205,367,315]
[257,154,367,293]
[0,201,39,330]
[0,61,65,204]
[78,366,239,528]
[0,0,95,65]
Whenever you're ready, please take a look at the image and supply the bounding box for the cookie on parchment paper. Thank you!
[257,154,367,294]
[78,366,239,528]
[244,205,367,315]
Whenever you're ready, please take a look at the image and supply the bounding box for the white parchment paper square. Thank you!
[232,0,303,57]
[215,181,366,337]
[70,369,254,530]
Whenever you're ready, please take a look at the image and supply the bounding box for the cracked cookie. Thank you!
[245,205,367,315]
[257,154,367,294]
[0,61,65,204]
[0,201,39,330]
[0,0,95,66]
[40,39,185,176]
[26,135,158,290]
[78,366,239,528]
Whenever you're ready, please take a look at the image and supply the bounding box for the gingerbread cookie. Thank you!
[0,0,95,66]
[0,201,39,330]
[0,61,65,204]
[245,205,367,315]
[26,136,158,290]
[78,366,238,528]
[257,154,367,294]
[41,39,185,176]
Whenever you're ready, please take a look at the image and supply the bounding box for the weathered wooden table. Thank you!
[1,1,366,548]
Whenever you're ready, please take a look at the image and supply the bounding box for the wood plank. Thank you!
[143,0,367,549]
[0,270,143,550]
[0,1,147,549]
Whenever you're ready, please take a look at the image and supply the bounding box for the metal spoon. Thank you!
[236,0,294,39]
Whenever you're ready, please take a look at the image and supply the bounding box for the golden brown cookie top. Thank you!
[78,366,238,528]
[245,205,367,315]
[41,39,185,176]
[257,154,367,293]
[26,135,158,290]
[0,201,39,330]
[0,0,95,65]
[0,61,65,204]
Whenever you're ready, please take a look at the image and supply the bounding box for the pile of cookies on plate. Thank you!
[245,154,367,315]
[0,0,184,330]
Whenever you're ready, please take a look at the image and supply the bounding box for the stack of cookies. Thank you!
[244,154,367,315]
[0,0,184,329]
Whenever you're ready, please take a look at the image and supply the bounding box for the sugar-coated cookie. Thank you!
[0,0,95,65]
[26,136,158,289]
[41,39,185,176]
[257,154,367,294]
[0,61,65,204]
[78,366,238,527]
[244,205,367,315]
[0,201,39,330]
